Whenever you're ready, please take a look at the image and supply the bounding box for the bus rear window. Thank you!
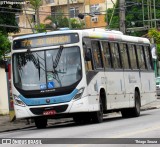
[13,33,79,50]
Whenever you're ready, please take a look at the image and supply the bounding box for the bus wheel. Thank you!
[34,117,47,129]
[92,98,103,123]
[131,91,140,117]
[121,109,130,118]
[121,91,140,118]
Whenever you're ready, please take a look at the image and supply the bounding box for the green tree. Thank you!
[34,23,46,33]
[106,0,160,36]
[45,12,69,30]
[0,4,21,35]
[148,28,160,59]
[0,3,21,62]
[70,18,84,29]
[45,11,84,30]
[28,0,46,33]
[0,33,11,62]
[29,0,42,25]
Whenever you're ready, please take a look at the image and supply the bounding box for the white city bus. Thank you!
[11,29,157,128]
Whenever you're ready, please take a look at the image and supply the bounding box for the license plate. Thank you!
[43,110,56,116]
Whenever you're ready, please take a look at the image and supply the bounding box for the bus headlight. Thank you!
[73,87,85,100]
[13,95,26,107]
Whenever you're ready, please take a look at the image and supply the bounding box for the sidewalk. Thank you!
[0,98,160,132]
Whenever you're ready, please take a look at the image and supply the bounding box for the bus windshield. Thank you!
[13,46,82,91]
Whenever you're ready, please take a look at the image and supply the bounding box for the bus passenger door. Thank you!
[83,38,105,110]
[90,40,106,106]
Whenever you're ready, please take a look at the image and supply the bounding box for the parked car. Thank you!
[156,77,160,96]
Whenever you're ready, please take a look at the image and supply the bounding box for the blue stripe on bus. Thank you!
[19,89,78,106]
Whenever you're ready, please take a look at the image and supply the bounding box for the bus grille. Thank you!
[30,105,68,115]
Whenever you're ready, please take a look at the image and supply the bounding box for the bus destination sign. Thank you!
[13,33,79,50]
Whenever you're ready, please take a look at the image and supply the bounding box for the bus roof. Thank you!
[13,29,150,45]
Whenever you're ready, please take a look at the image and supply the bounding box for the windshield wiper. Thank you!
[48,45,64,87]
[53,45,64,68]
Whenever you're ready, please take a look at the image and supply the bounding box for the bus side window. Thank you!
[128,44,138,69]
[144,46,152,70]
[91,41,103,69]
[119,43,130,69]
[110,42,121,69]
[101,41,112,69]
[136,45,146,70]
[83,39,93,71]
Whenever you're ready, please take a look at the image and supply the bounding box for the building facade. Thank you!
[15,0,116,35]
[85,0,116,28]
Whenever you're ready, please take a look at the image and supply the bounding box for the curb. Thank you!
[141,107,158,111]
[0,125,35,133]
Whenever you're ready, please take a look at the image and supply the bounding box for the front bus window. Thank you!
[13,46,82,91]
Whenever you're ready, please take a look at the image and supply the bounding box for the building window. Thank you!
[90,4,100,14]
[15,14,20,25]
[70,7,79,18]
[44,0,54,4]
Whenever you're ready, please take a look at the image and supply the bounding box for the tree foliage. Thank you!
[34,23,46,33]
[70,18,85,29]
[45,12,69,30]
[106,0,160,36]
[0,4,21,35]
[0,33,11,61]
[45,11,84,30]
[29,0,42,10]
[28,0,43,32]
[148,29,160,59]
[0,3,21,62]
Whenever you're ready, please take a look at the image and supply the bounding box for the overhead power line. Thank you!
[0,6,69,15]
[0,24,33,30]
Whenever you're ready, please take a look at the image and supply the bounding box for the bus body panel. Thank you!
[104,71,128,109]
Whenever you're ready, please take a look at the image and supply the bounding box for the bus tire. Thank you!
[34,117,47,129]
[92,98,103,123]
[121,91,140,118]
[121,109,130,118]
[131,90,140,117]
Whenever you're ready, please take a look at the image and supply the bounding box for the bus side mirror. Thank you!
[85,48,92,61]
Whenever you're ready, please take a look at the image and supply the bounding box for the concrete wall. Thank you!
[0,67,9,115]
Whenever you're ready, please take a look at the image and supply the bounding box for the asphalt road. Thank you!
[0,109,160,146]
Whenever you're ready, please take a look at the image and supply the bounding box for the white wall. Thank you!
[0,67,9,114]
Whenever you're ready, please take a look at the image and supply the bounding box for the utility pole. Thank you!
[153,0,157,28]
[67,0,71,29]
[119,0,126,34]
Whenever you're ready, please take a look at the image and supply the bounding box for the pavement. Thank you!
[0,98,160,133]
